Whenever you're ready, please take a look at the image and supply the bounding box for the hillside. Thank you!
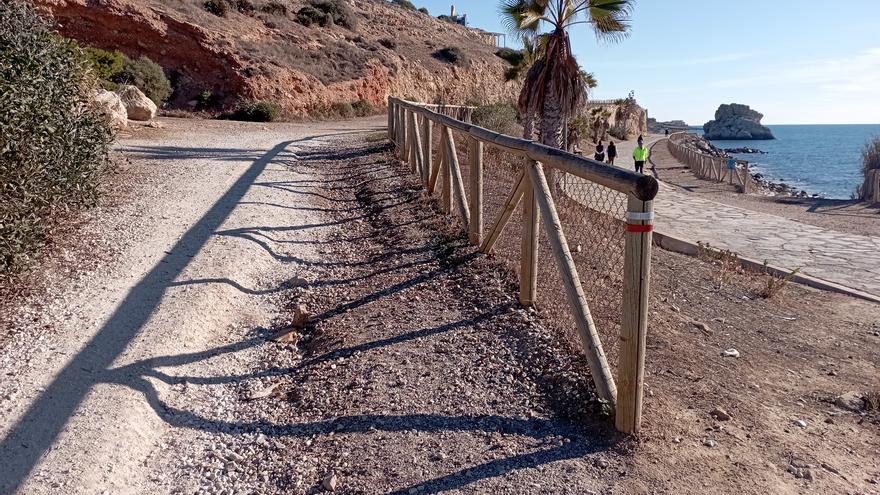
[35,0,518,115]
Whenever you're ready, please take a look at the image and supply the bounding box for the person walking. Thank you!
[633,137,649,174]
[594,140,605,162]
[607,141,617,165]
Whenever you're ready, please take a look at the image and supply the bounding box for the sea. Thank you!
[690,124,880,199]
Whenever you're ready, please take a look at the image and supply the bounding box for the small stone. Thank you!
[672,436,682,444]
[595,459,609,469]
[703,439,717,448]
[322,473,339,491]
[793,419,807,428]
[710,407,731,421]
[721,348,740,358]
[693,321,712,334]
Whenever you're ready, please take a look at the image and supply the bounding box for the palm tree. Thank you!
[501,0,632,149]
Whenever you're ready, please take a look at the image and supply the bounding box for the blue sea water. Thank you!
[691,124,880,199]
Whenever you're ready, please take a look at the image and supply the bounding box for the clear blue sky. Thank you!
[411,1,880,125]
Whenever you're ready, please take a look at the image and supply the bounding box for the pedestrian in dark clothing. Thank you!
[594,141,605,162]
[607,141,617,165]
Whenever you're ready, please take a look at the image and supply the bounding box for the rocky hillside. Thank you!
[35,0,518,115]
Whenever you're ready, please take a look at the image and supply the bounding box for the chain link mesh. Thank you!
[409,110,628,365]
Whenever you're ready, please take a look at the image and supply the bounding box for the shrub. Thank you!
[295,5,328,26]
[418,7,429,14]
[495,47,523,67]
[608,125,627,141]
[260,1,287,15]
[859,136,880,200]
[83,46,124,81]
[229,100,282,122]
[331,101,355,118]
[378,37,396,49]
[434,46,467,66]
[321,0,357,29]
[390,0,416,10]
[196,90,220,110]
[472,103,518,135]
[351,99,373,116]
[111,54,171,104]
[203,0,229,16]
[0,1,112,277]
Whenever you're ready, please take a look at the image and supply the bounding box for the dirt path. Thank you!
[0,116,383,494]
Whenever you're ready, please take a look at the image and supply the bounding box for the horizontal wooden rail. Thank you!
[667,132,757,193]
[393,98,658,201]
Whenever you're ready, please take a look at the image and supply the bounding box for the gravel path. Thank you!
[0,116,384,494]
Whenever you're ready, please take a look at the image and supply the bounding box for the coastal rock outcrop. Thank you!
[115,85,157,121]
[647,118,688,134]
[703,104,774,140]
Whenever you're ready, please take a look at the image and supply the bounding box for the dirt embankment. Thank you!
[35,0,518,114]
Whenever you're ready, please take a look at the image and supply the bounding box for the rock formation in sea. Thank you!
[703,104,774,140]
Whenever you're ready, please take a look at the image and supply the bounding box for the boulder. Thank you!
[115,85,157,121]
[92,89,127,129]
[703,103,774,140]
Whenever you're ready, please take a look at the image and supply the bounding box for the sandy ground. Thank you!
[650,141,880,237]
[1,120,878,495]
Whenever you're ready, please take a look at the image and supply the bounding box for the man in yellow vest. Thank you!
[633,136,649,174]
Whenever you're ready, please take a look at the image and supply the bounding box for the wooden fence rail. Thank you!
[388,97,659,433]
[667,132,757,193]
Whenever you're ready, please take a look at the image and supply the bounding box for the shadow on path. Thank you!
[0,136,323,494]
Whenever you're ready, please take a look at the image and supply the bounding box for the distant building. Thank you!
[437,5,506,47]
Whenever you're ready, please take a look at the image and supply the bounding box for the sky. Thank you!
[410,1,880,125]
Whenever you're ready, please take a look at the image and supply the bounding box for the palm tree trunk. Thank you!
[522,111,535,140]
[539,89,566,195]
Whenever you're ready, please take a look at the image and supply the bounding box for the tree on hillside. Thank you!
[500,0,632,149]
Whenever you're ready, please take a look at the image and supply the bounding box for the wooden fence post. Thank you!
[525,161,618,406]
[422,114,432,187]
[399,107,408,160]
[444,127,470,223]
[410,113,424,176]
[616,194,654,433]
[387,100,394,141]
[468,137,484,245]
[519,164,539,307]
[440,126,452,213]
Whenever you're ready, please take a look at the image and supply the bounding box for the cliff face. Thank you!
[35,0,518,115]
[585,101,648,141]
[703,104,774,140]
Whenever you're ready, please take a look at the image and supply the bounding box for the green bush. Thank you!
[495,47,524,67]
[0,1,112,277]
[608,125,627,140]
[434,46,467,66]
[203,0,229,16]
[331,101,355,118]
[83,46,124,81]
[472,103,519,135]
[351,99,373,117]
[390,0,416,10]
[111,54,171,105]
[294,0,356,29]
[378,37,396,49]
[260,1,287,15]
[229,100,282,122]
[203,0,255,16]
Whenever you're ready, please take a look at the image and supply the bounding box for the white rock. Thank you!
[92,89,127,129]
[721,348,740,358]
[115,85,157,121]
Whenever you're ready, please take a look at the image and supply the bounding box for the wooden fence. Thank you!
[388,97,659,433]
[667,132,757,192]
[868,169,880,203]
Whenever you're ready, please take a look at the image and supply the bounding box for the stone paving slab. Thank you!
[653,183,880,297]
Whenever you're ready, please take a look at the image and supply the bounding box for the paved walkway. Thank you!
[647,139,880,297]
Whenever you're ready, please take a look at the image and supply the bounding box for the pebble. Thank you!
[595,459,609,469]
[703,439,717,448]
[721,348,740,358]
[322,473,339,491]
[672,437,682,444]
[793,419,807,428]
